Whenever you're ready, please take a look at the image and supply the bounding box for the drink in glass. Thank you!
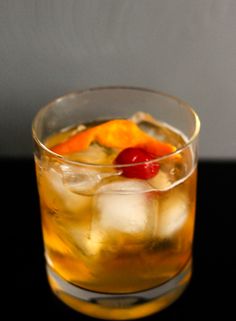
[32,87,200,319]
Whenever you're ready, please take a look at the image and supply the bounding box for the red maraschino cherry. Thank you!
[114,147,160,179]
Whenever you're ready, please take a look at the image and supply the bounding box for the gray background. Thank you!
[1,0,236,158]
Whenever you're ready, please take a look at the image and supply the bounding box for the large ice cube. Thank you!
[93,180,158,236]
[157,191,189,238]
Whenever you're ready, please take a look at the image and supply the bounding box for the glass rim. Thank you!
[32,86,200,168]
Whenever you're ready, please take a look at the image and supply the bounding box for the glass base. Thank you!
[47,260,192,320]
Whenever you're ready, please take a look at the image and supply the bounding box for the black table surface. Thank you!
[2,159,235,320]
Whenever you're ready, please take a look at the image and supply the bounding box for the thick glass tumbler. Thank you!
[32,87,200,320]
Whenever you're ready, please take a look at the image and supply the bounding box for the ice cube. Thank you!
[66,144,109,164]
[61,165,102,193]
[130,111,166,139]
[130,111,156,125]
[61,164,121,195]
[148,170,172,191]
[42,166,91,213]
[157,191,189,238]
[69,224,103,256]
[92,180,158,236]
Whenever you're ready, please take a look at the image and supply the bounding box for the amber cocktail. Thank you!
[32,87,200,320]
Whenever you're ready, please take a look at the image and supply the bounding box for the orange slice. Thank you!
[51,119,176,157]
